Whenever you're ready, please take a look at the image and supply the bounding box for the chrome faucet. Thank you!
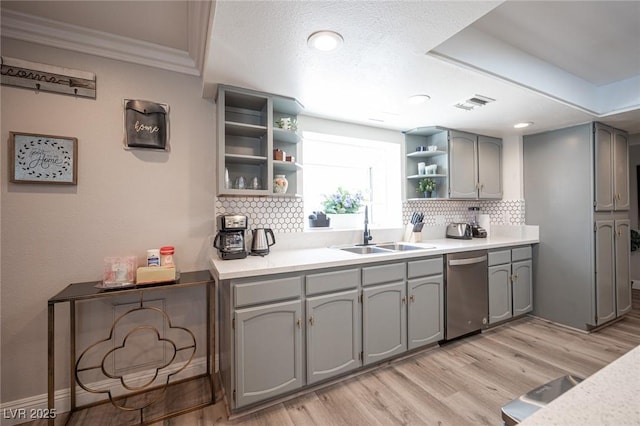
[362,205,373,246]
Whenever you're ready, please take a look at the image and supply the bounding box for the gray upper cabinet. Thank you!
[306,289,361,385]
[449,131,502,199]
[234,299,303,407]
[615,220,632,316]
[363,281,407,365]
[613,130,630,210]
[477,136,503,199]
[217,85,303,197]
[594,123,629,211]
[449,131,478,198]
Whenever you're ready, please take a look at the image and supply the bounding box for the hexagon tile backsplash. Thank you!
[216,197,305,232]
[215,197,525,233]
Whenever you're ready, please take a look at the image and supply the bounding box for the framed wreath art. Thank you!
[9,132,77,184]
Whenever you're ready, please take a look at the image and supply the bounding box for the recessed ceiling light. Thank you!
[307,31,343,52]
[514,122,534,129]
[408,94,431,105]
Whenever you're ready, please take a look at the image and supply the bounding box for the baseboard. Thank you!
[0,355,214,426]
[632,280,640,290]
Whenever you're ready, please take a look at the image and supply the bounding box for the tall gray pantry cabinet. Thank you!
[523,122,631,331]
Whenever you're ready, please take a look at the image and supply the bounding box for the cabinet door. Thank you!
[615,220,632,316]
[449,131,478,199]
[407,275,443,349]
[306,290,360,385]
[477,136,502,199]
[594,124,614,211]
[595,220,616,324]
[362,281,407,365]
[613,130,629,211]
[512,260,533,316]
[234,299,303,407]
[488,264,512,323]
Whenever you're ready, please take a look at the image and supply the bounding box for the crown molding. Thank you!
[188,1,212,74]
[1,9,203,76]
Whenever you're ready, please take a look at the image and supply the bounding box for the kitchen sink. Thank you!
[337,243,437,254]
[375,242,431,251]
[339,246,392,254]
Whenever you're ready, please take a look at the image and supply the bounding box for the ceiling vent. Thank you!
[454,94,496,111]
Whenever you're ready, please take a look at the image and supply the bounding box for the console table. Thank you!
[47,270,215,425]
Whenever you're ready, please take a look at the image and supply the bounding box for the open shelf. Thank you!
[406,150,447,158]
[225,154,268,164]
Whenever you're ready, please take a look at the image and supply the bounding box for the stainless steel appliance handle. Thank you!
[448,255,487,266]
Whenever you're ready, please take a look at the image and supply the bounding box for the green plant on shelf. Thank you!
[417,178,436,193]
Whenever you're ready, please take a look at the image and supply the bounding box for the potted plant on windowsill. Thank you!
[417,178,436,198]
[322,187,365,229]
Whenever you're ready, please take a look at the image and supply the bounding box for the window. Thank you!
[303,131,401,228]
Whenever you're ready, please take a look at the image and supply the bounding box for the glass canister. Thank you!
[273,174,288,194]
[160,246,175,267]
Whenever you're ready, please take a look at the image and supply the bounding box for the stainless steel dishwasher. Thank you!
[445,250,488,340]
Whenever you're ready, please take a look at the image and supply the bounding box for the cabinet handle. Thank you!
[309,316,314,326]
[297,319,302,329]
[410,295,415,303]
[402,296,407,304]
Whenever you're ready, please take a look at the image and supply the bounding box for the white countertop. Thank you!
[209,231,539,280]
[519,343,640,426]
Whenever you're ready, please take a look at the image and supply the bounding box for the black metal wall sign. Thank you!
[124,99,169,150]
[1,56,96,99]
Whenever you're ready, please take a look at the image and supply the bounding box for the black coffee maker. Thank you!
[213,214,248,260]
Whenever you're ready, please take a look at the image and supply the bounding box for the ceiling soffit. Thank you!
[429,1,640,119]
[0,3,211,76]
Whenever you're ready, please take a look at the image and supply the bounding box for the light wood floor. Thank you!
[33,290,640,426]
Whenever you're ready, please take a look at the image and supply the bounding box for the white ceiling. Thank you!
[2,1,639,137]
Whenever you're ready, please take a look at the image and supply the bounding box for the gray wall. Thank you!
[1,38,216,404]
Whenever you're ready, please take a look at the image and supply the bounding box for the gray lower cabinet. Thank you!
[363,281,407,364]
[407,256,444,349]
[615,220,632,316]
[595,219,632,323]
[306,289,360,384]
[512,260,533,316]
[234,299,303,407]
[488,246,533,324]
[488,264,512,323]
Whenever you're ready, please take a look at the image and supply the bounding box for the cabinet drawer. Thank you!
[488,250,511,266]
[362,262,405,286]
[407,257,443,278]
[511,246,532,262]
[234,276,302,307]
[306,268,360,296]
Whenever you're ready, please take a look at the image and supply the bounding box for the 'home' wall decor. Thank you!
[123,99,169,150]
[9,132,78,184]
